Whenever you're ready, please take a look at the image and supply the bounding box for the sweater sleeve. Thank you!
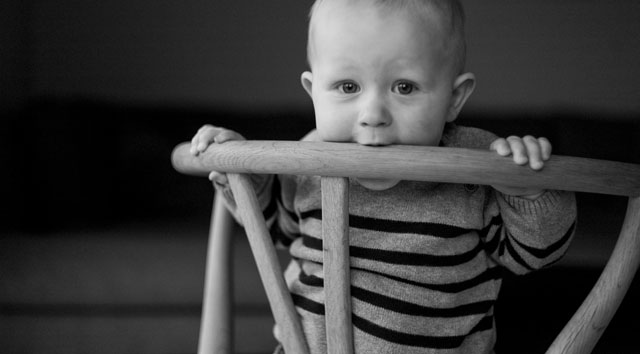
[483,189,577,275]
[215,173,278,228]
[269,130,321,247]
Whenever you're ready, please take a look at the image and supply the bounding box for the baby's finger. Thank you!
[190,135,199,155]
[190,126,211,154]
[214,129,245,144]
[489,138,511,156]
[539,137,552,160]
[209,171,229,186]
[506,136,528,165]
[196,126,225,152]
[190,127,209,155]
[523,135,544,170]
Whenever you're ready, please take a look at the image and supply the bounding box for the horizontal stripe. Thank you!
[297,273,496,318]
[479,215,503,240]
[300,209,473,238]
[299,266,504,294]
[512,221,576,259]
[269,225,295,247]
[352,286,495,318]
[483,224,503,255]
[292,293,324,315]
[302,235,483,266]
[299,270,324,287]
[279,203,298,226]
[352,313,493,349]
[504,237,535,272]
[291,294,494,349]
[351,266,504,293]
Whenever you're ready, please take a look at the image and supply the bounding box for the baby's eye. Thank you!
[338,82,360,94]
[393,82,416,95]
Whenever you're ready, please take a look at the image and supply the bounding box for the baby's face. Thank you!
[303,2,461,151]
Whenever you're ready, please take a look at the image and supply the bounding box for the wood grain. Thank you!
[198,193,235,354]
[172,141,640,196]
[227,174,309,354]
[546,196,640,354]
[321,177,354,354]
[172,141,640,354]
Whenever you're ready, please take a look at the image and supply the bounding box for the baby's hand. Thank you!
[190,124,245,155]
[190,124,245,185]
[489,136,552,199]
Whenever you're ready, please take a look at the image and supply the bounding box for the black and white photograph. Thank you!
[2,1,639,353]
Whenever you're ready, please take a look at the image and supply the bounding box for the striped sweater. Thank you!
[219,124,577,354]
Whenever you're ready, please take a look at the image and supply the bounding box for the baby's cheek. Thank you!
[316,121,353,142]
[317,130,351,143]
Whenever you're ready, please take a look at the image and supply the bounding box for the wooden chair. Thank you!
[171,141,640,354]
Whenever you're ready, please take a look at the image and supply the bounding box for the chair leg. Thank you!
[228,173,310,354]
[321,177,354,354]
[198,193,235,354]
[547,196,640,354]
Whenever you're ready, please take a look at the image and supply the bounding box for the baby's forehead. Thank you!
[309,2,453,55]
[311,1,454,45]
[315,1,448,27]
[307,0,464,72]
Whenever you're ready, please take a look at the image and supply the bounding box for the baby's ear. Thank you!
[301,71,313,97]
[447,72,476,122]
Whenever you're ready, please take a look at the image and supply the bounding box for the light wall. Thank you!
[21,0,640,114]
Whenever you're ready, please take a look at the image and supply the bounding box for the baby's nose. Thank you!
[358,100,391,127]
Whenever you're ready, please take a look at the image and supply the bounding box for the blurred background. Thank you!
[1,1,639,353]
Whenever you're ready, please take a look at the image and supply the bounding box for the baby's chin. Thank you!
[355,178,401,191]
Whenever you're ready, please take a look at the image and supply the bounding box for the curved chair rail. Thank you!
[172,141,640,197]
[172,141,640,354]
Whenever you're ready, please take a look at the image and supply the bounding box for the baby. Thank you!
[191,0,577,353]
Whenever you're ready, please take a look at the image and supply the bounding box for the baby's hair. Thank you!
[307,0,467,74]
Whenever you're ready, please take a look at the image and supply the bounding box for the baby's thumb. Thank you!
[209,171,229,186]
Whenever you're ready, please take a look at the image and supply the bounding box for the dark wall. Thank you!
[0,1,28,112]
[2,1,639,231]
[5,99,639,232]
[464,1,640,114]
[16,0,640,114]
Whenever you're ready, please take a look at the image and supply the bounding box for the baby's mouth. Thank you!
[356,139,393,147]
[354,129,393,147]
[360,142,390,147]
[352,142,398,189]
